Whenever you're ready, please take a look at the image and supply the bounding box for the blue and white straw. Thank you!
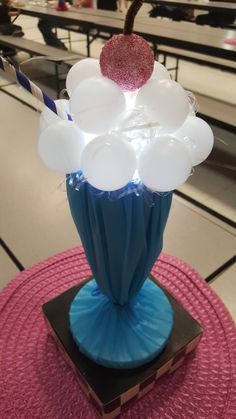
[0,56,72,120]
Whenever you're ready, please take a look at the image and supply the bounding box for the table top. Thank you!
[0,247,235,418]
[145,0,236,13]
[21,4,236,60]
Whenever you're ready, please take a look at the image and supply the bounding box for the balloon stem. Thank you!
[123,0,143,35]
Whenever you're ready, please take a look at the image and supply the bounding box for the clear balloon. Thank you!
[117,106,156,158]
[151,61,171,81]
[69,76,126,134]
[81,133,136,191]
[66,58,101,97]
[38,120,85,174]
[187,91,199,116]
[174,116,214,166]
[138,136,192,192]
[136,79,189,132]
[39,99,70,132]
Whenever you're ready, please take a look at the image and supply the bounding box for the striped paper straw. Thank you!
[0,56,72,120]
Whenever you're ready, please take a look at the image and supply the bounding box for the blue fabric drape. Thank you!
[66,179,172,305]
[69,278,173,368]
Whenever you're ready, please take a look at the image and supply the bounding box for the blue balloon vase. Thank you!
[67,178,173,369]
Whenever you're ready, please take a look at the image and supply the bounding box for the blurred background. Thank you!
[0,1,235,320]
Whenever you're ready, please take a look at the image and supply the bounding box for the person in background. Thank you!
[0,0,24,57]
[195,10,234,27]
[38,0,93,50]
[149,4,194,22]
[0,0,23,35]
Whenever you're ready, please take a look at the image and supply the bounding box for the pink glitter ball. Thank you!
[100,34,154,91]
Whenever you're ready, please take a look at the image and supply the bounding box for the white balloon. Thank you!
[38,120,85,174]
[81,133,136,191]
[138,136,192,192]
[136,79,189,132]
[151,61,171,81]
[66,58,101,96]
[39,99,70,132]
[69,76,126,134]
[174,116,214,166]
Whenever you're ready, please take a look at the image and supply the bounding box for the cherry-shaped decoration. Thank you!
[100,0,154,91]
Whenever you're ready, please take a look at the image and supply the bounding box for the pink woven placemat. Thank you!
[0,247,235,418]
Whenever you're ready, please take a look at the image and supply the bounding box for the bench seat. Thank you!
[0,35,83,96]
[0,35,80,63]
[156,45,236,78]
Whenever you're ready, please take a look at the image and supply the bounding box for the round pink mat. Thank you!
[0,247,235,418]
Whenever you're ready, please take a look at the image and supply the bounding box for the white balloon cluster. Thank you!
[38,58,214,192]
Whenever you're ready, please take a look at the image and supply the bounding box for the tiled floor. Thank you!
[0,245,19,288]
[0,12,235,322]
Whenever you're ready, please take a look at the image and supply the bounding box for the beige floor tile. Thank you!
[194,94,236,126]
[0,92,80,268]
[179,164,236,222]
[182,164,235,200]
[0,246,20,289]
[204,186,236,223]
[18,15,37,30]
[1,83,45,111]
[178,60,236,106]
[211,264,236,322]
[164,196,236,279]
[179,123,236,222]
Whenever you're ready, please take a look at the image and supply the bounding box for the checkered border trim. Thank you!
[45,316,202,419]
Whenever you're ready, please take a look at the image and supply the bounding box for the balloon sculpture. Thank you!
[39,64,213,193]
[38,0,213,369]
